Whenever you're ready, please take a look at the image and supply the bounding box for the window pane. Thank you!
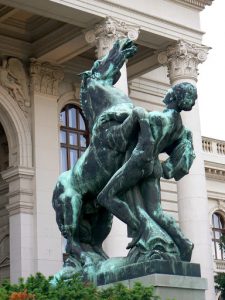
[215,230,221,239]
[69,132,77,145]
[213,214,220,228]
[70,149,78,166]
[79,114,85,130]
[80,134,87,147]
[69,107,76,128]
[60,131,66,143]
[60,148,67,172]
[216,241,222,260]
[60,111,66,126]
[218,217,223,229]
[212,241,216,259]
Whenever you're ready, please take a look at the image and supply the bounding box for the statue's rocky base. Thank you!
[55,255,201,284]
[91,259,201,286]
[99,273,207,300]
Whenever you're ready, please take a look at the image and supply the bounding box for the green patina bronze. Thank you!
[51,39,197,285]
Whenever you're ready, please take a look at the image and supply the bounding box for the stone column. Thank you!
[85,16,139,95]
[85,17,139,257]
[30,60,64,276]
[1,166,35,282]
[158,40,214,300]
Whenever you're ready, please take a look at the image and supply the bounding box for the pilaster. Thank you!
[30,60,64,276]
[158,40,214,300]
[1,166,35,282]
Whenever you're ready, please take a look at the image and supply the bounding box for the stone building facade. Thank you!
[0,0,222,299]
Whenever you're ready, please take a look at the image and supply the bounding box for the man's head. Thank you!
[163,82,197,112]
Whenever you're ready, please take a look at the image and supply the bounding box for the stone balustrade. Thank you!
[215,260,225,273]
[202,137,225,156]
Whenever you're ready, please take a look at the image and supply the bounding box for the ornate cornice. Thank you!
[205,166,225,181]
[30,59,64,96]
[158,39,210,84]
[85,16,139,58]
[173,0,213,10]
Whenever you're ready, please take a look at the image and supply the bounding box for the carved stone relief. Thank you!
[30,59,64,96]
[0,57,30,113]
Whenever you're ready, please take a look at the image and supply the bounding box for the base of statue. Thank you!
[99,273,207,300]
[93,259,201,286]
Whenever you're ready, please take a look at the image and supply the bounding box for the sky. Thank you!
[198,0,225,140]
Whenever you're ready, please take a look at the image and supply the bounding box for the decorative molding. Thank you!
[208,191,225,202]
[173,0,213,10]
[158,40,210,84]
[0,57,30,112]
[1,166,34,216]
[205,166,225,181]
[6,201,33,216]
[85,16,139,58]
[1,166,34,182]
[30,59,64,96]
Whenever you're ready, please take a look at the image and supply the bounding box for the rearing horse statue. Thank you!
[52,39,150,271]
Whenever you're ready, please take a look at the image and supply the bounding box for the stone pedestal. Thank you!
[100,273,207,300]
[133,274,207,300]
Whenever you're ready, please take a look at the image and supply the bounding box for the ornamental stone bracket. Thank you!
[157,40,211,84]
[1,166,34,216]
[85,16,139,58]
[30,59,64,96]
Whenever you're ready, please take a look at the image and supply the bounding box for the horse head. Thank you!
[80,38,137,130]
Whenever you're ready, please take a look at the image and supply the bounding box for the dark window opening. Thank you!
[59,104,89,172]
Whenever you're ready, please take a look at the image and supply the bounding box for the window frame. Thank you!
[212,212,225,261]
[59,103,89,172]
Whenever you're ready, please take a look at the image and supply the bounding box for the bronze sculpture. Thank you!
[52,38,198,284]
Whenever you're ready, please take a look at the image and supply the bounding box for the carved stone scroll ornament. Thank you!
[30,59,64,96]
[0,58,30,112]
[85,16,139,58]
[158,39,210,84]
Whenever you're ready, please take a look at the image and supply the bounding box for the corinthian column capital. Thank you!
[158,40,210,85]
[85,17,139,58]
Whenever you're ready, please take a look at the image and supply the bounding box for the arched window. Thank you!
[59,104,89,172]
[212,212,225,260]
